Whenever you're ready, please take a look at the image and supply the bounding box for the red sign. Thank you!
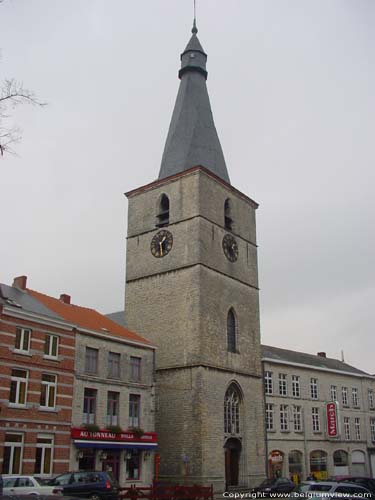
[71,427,157,443]
[326,402,338,437]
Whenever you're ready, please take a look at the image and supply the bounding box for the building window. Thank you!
[310,378,318,400]
[129,394,141,428]
[40,374,57,409]
[108,352,120,379]
[44,335,58,358]
[342,387,348,406]
[369,390,374,410]
[9,369,28,406]
[15,327,31,353]
[83,388,97,424]
[2,433,23,474]
[130,357,141,382]
[265,404,274,431]
[355,417,361,440]
[370,418,375,442]
[224,384,241,434]
[352,388,359,407]
[279,374,287,396]
[280,405,289,431]
[85,347,98,374]
[292,375,300,398]
[34,435,53,475]
[106,391,119,426]
[330,385,337,401]
[156,193,170,227]
[224,198,233,230]
[227,309,237,353]
[312,407,320,432]
[264,371,273,395]
[293,406,302,432]
[126,449,140,480]
[344,417,350,440]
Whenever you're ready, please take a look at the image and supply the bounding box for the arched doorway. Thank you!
[333,450,349,476]
[310,450,328,480]
[225,438,242,487]
[269,450,284,478]
[351,450,366,475]
[289,450,303,483]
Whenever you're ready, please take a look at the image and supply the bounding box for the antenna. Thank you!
[192,0,198,34]
[341,349,345,362]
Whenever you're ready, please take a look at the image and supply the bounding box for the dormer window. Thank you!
[224,198,233,231]
[156,194,170,227]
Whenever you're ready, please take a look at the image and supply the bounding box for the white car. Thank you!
[2,475,61,496]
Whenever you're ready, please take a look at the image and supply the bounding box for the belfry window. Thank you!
[224,384,241,434]
[227,308,237,353]
[156,194,170,227]
[224,198,233,230]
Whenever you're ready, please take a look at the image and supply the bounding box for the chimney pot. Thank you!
[12,276,27,290]
[60,294,71,304]
[317,351,326,358]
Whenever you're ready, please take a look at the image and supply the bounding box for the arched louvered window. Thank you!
[224,384,241,434]
[224,198,233,230]
[156,194,170,227]
[227,308,236,353]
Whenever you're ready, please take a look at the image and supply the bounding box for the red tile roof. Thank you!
[27,289,153,347]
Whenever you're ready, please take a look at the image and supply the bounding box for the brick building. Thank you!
[0,276,75,477]
[262,345,375,480]
[29,288,157,486]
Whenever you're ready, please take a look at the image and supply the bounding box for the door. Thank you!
[102,451,120,482]
[224,438,241,487]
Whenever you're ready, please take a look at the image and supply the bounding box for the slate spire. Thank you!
[158,22,230,184]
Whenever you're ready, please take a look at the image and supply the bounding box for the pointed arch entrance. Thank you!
[225,437,242,487]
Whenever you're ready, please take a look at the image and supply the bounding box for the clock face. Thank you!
[150,230,173,258]
[222,234,238,262]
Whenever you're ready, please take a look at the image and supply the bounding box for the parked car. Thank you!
[2,477,59,496]
[251,477,295,494]
[340,478,375,494]
[295,481,372,498]
[48,472,118,500]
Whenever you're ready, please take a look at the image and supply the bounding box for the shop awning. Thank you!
[74,440,157,450]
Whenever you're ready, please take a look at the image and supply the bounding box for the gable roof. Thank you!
[261,344,370,377]
[0,283,63,321]
[27,289,153,348]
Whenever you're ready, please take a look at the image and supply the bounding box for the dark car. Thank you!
[48,472,118,500]
[341,478,375,494]
[251,477,295,494]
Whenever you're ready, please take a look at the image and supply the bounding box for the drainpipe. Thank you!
[302,407,309,478]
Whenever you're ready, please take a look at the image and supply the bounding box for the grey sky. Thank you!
[2,1,374,372]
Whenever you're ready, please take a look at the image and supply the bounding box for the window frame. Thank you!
[280,404,289,431]
[85,347,99,374]
[227,309,237,353]
[310,378,318,400]
[369,389,374,410]
[130,356,142,382]
[342,387,349,406]
[293,405,302,432]
[44,334,59,359]
[83,388,97,424]
[224,385,241,434]
[279,374,287,396]
[108,351,121,379]
[129,394,141,428]
[34,434,54,475]
[264,371,273,395]
[2,433,24,474]
[312,407,320,432]
[40,373,57,410]
[344,416,351,440]
[9,369,28,407]
[354,417,361,440]
[370,417,375,442]
[292,375,300,398]
[14,327,31,354]
[330,385,337,401]
[265,403,274,431]
[106,391,120,426]
[352,388,359,408]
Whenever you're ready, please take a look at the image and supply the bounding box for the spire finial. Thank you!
[192,0,198,34]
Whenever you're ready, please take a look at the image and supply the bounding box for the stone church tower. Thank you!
[124,22,266,490]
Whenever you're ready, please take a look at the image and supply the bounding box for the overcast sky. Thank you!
[1,1,374,373]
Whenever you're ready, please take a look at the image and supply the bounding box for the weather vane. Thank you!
[192,0,198,34]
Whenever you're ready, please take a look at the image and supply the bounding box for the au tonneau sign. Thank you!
[326,402,339,438]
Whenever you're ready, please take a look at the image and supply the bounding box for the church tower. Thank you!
[124,22,266,490]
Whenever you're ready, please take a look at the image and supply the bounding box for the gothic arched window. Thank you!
[224,384,241,434]
[227,308,236,353]
[224,198,233,231]
[156,194,170,227]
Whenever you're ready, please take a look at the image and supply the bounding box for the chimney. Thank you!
[60,294,71,304]
[317,352,326,358]
[13,275,27,290]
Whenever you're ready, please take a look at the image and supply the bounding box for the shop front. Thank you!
[71,427,157,485]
